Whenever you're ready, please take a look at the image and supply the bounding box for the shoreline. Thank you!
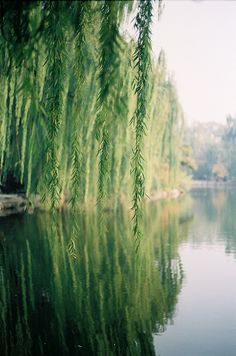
[191,180,236,188]
[0,188,185,217]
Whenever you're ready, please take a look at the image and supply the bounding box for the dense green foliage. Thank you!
[0,1,187,226]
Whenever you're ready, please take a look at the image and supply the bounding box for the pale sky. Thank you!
[152,0,236,124]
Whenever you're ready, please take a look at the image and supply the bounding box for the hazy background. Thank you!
[152,0,236,124]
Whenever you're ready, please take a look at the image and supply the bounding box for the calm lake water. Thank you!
[0,188,236,355]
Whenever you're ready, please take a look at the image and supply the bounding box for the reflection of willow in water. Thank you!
[0,200,190,355]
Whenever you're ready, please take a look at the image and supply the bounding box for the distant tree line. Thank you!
[185,117,236,182]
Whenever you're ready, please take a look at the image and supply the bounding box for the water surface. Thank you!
[155,188,236,356]
[0,188,236,355]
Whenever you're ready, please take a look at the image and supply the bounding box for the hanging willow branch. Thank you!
[131,0,153,246]
[67,1,89,260]
[43,2,67,208]
[95,0,121,204]
[70,1,87,209]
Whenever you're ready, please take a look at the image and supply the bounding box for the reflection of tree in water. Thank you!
[0,201,191,355]
[189,188,223,245]
[191,188,236,256]
[218,189,236,256]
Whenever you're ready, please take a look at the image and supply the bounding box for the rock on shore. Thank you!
[0,194,27,217]
[147,189,184,202]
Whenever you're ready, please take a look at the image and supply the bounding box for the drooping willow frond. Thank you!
[95,0,122,204]
[70,1,88,209]
[42,2,67,208]
[131,0,154,245]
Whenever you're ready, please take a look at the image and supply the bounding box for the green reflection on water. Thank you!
[0,198,191,356]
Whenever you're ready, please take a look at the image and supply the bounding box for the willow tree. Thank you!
[0,1,188,237]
